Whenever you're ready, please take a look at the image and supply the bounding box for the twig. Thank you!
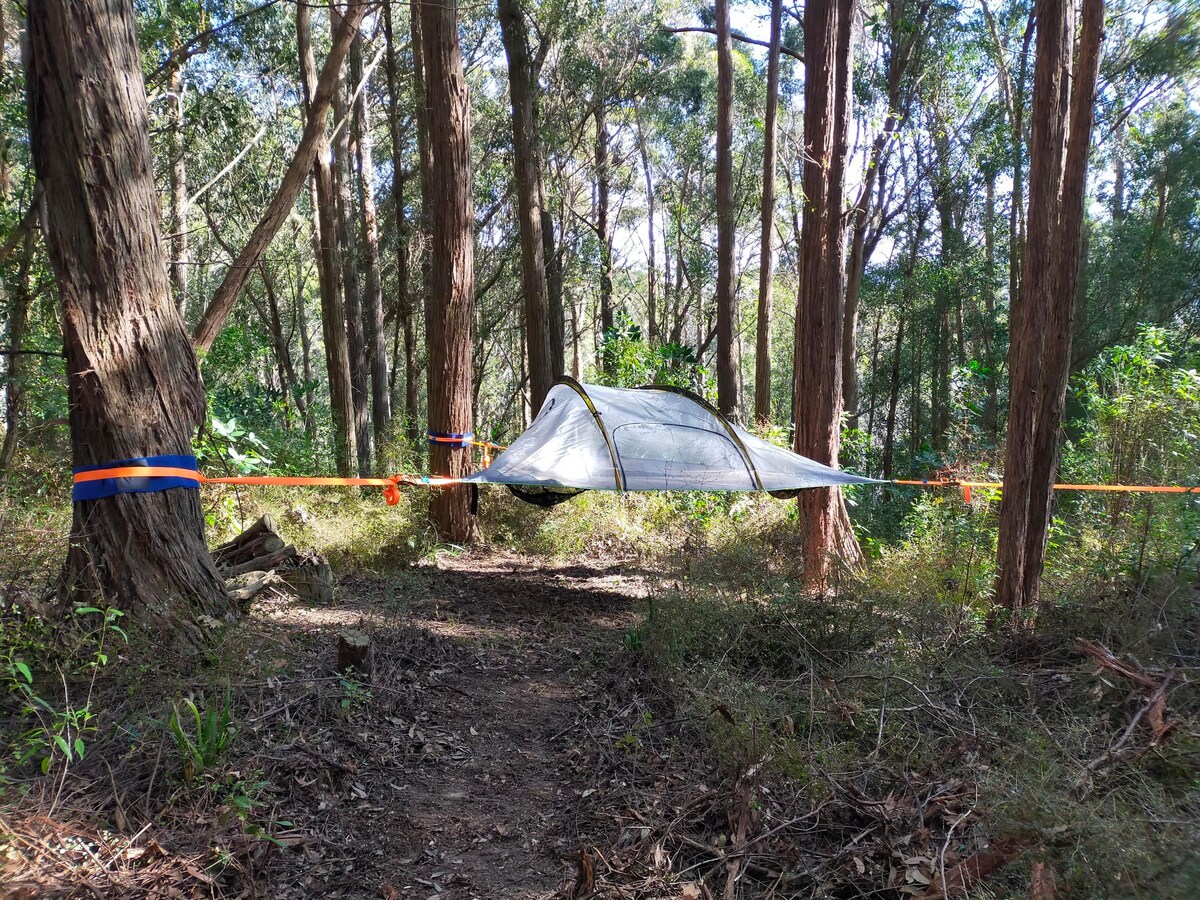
[1086,672,1175,773]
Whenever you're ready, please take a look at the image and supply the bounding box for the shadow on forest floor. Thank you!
[2,549,714,899]
[5,545,1198,899]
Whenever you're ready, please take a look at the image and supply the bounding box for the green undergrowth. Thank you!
[624,505,1200,898]
[202,483,432,572]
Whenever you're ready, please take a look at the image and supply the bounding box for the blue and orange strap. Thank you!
[73,455,203,502]
[72,455,1195,506]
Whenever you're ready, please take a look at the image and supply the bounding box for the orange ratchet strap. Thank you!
[891,479,1197,503]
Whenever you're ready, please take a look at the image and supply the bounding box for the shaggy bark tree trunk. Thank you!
[754,0,783,426]
[997,0,1104,613]
[498,0,553,415]
[422,0,477,542]
[412,0,435,459]
[351,30,392,462]
[0,0,8,198]
[332,7,371,476]
[714,0,737,417]
[995,0,1072,614]
[24,0,230,642]
[383,0,420,448]
[297,2,357,475]
[192,1,364,354]
[792,0,862,587]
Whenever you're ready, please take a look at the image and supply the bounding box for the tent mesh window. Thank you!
[506,484,587,507]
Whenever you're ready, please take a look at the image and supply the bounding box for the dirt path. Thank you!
[259,550,655,899]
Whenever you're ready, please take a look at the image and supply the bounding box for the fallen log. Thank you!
[213,513,285,568]
[223,543,297,578]
[227,570,280,604]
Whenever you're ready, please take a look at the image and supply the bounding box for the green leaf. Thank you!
[74,739,86,760]
[14,661,32,683]
[53,735,72,760]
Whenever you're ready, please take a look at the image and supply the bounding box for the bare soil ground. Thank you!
[3,549,722,899]
[256,549,661,899]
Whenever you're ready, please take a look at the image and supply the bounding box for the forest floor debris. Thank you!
[2,547,1198,898]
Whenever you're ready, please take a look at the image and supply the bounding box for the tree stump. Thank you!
[337,629,373,678]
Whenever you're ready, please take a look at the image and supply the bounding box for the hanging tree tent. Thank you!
[462,378,879,500]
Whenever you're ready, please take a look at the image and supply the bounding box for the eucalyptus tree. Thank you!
[24,0,230,638]
[422,0,478,541]
[996,0,1105,614]
[753,0,783,425]
[498,0,554,415]
[793,0,861,584]
[714,0,737,415]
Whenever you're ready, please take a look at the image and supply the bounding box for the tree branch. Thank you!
[665,26,803,63]
[0,348,65,359]
[0,188,42,266]
[191,0,366,353]
[147,0,284,87]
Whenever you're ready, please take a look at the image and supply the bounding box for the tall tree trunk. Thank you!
[298,3,357,475]
[865,310,881,441]
[542,207,565,376]
[498,0,553,414]
[0,0,8,198]
[754,0,783,426]
[981,173,1000,437]
[1111,101,1125,225]
[595,94,613,356]
[1003,0,1104,612]
[636,112,657,345]
[192,1,364,353]
[260,263,304,426]
[293,254,318,436]
[932,129,955,450]
[422,0,477,542]
[994,0,1075,614]
[793,0,862,586]
[332,9,371,476]
[0,231,32,477]
[570,284,582,379]
[167,64,189,316]
[351,30,392,464]
[24,0,229,639]
[1010,16,1035,309]
[714,0,737,416]
[383,0,420,449]
[910,322,922,458]
[843,0,929,433]
[881,315,904,481]
[412,0,434,459]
